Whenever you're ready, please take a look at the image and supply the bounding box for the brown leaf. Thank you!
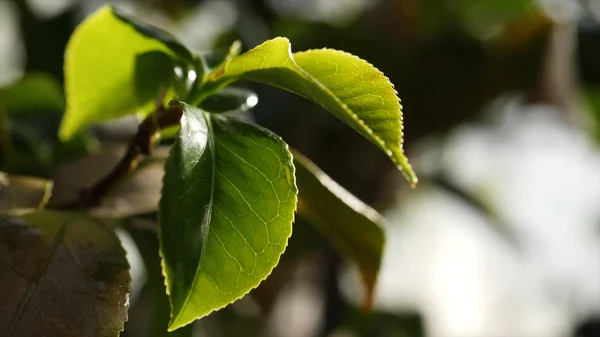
[0,211,130,337]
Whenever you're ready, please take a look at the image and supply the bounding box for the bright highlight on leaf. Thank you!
[205,37,417,186]
[59,5,192,141]
[293,151,385,309]
[159,102,297,330]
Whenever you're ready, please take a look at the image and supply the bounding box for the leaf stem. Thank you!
[57,98,183,209]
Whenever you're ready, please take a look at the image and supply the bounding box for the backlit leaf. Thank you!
[159,102,297,330]
[204,37,417,185]
[59,5,193,140]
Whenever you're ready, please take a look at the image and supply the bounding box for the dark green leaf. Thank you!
[159,102,297,330]
[0,73,64,117]
[0,172,53,211]
[0,211,130,336]
[203,37,417,185]
[203,40,242,72]
[583,86,600,143]
[111,8,194,63]
[199,87,258,113]
[124,220,194,337]
[293,151,385,309]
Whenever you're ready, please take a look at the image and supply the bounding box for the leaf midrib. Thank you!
[8,216,74,335]
[172,110,216,324]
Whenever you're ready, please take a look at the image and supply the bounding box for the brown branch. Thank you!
[58,100,183,210]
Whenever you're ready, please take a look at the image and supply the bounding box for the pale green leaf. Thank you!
[59,5,192,141]
[293,151,385,309]
[159,102,297,330]
[204,37,417,185]
[0,211,130,336]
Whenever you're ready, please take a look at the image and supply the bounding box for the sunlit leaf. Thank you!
[0,172,53,211]
[203,37,417,185]
[293,151,385,309]
[59,5,193,141]
[0,211,130,336]
[159,102,297,330]
[203,40,242,71]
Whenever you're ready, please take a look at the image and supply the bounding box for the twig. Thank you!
[58,98,183,209]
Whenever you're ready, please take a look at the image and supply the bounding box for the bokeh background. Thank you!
[1,0,599,336]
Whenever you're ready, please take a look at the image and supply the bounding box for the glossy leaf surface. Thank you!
[199,87,258,113]
[0,211,130,336]
[207,37,417,185]
[59,5,191,140]
[293,151,385,309]
[159,103,297,330]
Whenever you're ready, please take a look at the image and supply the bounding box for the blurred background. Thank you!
[1,0,599,336]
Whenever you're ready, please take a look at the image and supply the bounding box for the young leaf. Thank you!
[204,37,417,185]
[59,5,193,141]
[293,151,385,309]
[159,102,297,330]
[0,211,130,336]
[0,172,53,211]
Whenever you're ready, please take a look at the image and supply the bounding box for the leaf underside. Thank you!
[159,102,297,330]
[293,151,385,309]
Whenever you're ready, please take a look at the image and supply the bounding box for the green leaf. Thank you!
[199,87,258,113]
[293,151,385,310]
[0,172,53,211]
[59,5,193,141]
[125,220,194,337]
[204,37,417,185]
[0,73,64,117]
[582,86,600,143]
[203,40,242,71]
[0,211,130,336]
[0,73,98,171]
[159,102,297,330]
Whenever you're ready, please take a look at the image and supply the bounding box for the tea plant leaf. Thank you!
[59,5,192,140]
[293,151,385,309]
[0,211,130,336]
[159,102,297,330]
[205,37,417,185]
